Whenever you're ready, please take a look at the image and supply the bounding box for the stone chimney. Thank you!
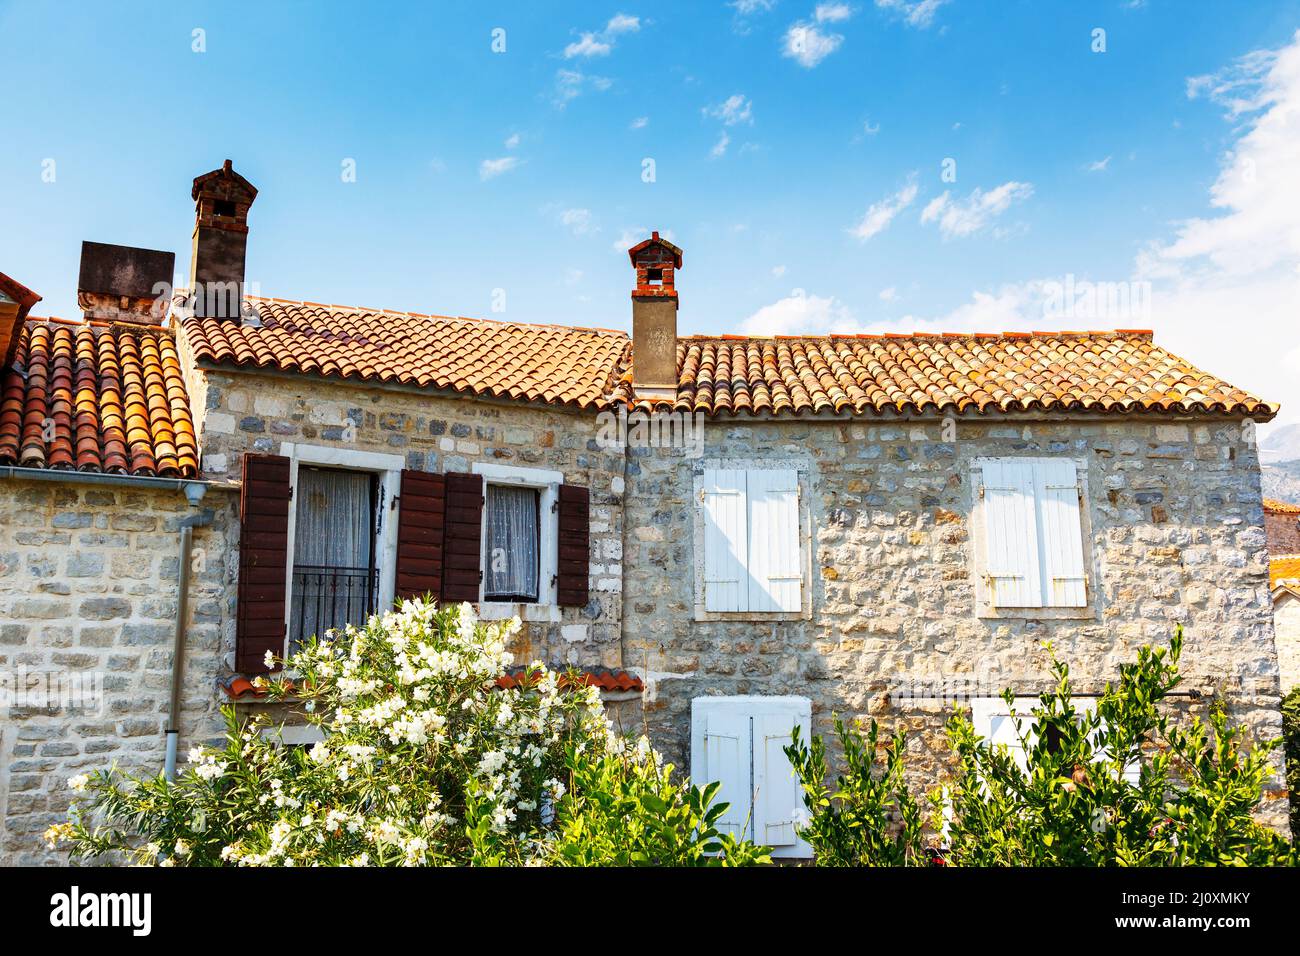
[76,242,175,326]
[189,159,257,319]
[628,231,682,401]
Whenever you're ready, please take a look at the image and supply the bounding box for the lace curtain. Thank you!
[290,467,375,649]
[484,484,540,601]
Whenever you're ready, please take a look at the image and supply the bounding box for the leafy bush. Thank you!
[1284,686,1300,842]
[788,627,1295,867]
[46,599,765,867]
[784,715,926,866]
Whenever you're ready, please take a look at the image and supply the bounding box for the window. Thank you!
[970,697,1140,784]
[483,484,541,602]
[289,466,378,651]
[212,199,237,218]
[690,696,811,858]
[697,467,804,617]
[975,457,1089,611]
[472,462,563,610]
[280,444,403,656]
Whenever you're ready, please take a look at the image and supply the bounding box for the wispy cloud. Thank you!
[479,156,522,181]
[704,93,754,126]
[879,286,899,302]
[630,116,649,129]
[556,207,597,236]
[782,21,846,68]
[710,130,732,159]
[875,0,949,28]
[552,69,613,108]
[504,133,521,150]
[815,2,854,22]
[849,177,919,241]
[1087,155,1111,172]
[563,14,641,58]
[920,181,1034,239]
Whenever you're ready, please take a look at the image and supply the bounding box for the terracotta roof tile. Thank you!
[182,299,630,411]
[1265,498,1300,515]
[616,331,1278,420]
[0,318,198,478]
[1271,555,1300,589]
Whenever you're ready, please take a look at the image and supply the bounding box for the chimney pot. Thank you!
[189,160,258,320]
[627,231,683,402]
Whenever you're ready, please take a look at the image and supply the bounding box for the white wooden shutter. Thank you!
[753,709,807,847]
[980,459,1043,608]
[701,469,749,612]
[746,469,801,613]
[693,703,752,839]
[1034,459,1087,607]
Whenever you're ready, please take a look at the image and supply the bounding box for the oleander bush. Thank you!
[46,599,767,867]
[788,627,1296,867]
[1284,686,1300,842]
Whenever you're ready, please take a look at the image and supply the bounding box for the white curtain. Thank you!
[484,484,540,601]
[290,467,375,648]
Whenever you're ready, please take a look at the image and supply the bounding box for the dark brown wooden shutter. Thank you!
[557,484,590,607]
[236,453,291,674]
[395,470,445,601]
[441,472,484,604]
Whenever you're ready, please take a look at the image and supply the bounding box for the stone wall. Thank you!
[1275,591,1300,694]
[1265,509,1300,554]
[621,415,1291,831]
[0,479,237,865]
[189,363,627,671]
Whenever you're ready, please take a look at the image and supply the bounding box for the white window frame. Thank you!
[279,442,404,657]
[690,695,812,859]
[472,461,562,622]
[969,456,1096,620]
[691,458,812,622]
[969,696,1140,784]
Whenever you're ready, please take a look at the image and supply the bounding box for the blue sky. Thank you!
[3,1,1300,427]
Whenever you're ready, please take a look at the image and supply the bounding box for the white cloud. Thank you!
[879,286,899,302]
[875,0,949,28]
[862,119,881,135]
[710,130,732,159]
[704,94,754,126]
[630,116,649,129]
[772,264,787,277]
[1087,155,1112,172]
[479,157,522,181]
[731,0,776,12]
[557,207,597,236]
[815,3,854,22]
[504,133,521,150]
[782,23,844,68]
[849,177,919,241]
[564,14,641,58]
[552,69,613,108]
[920,181,1034,239]
[741,290,855,335]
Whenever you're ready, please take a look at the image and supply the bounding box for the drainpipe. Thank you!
[164,485,216,782]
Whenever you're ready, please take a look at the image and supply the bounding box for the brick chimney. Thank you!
[76,242,175,326]
[628,231,682,401]
[189,159,257,319]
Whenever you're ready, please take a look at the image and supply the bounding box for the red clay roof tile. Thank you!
[0,319,198,478]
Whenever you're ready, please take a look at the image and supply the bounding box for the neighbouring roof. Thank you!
[0,271,42,368]
[1265,498,1300,515]
[1272,555,1300,589]
[182,298,630,411]
[0,318,198,477]
[614,331,1278,419]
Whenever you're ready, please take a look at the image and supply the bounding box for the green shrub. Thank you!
[788,627,1295,867]
[46,599,766,867]
[1284,686,1300,842]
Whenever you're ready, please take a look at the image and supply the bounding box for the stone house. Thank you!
[0,161,1290,864]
